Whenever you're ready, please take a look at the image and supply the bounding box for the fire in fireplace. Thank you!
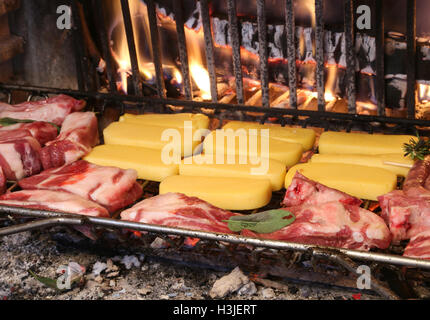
[2,0,430,301]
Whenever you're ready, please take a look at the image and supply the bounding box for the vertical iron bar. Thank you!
[344,0,356,114]
[257,0,270,108]
[199,0,218,102]
[70,0,87,91]
[406,0,416,119]
[285,0,297,109]
[147,0,166,98]
[173,0,192,100]
[92,0,116,92]
[315,0,325,111]
[375,0,385,116]
[120,0,141,95]
[227,0,244,105]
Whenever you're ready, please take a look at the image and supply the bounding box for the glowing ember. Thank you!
[184,237,200,247]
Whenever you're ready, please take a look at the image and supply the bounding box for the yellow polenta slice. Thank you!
[222,121,315,150]
[84,144,178,182]
[180,153,286,191]
[159,175,272,210]
[284,163,397,201]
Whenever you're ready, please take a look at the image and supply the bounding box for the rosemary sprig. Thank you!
[403,134,430,161]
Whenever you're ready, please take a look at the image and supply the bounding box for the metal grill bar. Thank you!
[92,0,116,92]
[199,0,218,102]
[375,0,385,116]
[1,206,430,270]
[3,83,430,131]
[257,0,270,108]
[147,0,166,98]
[120,0,141,95]
[172,0,193,100]
[315,0,325,112]
[285,0,297,109]
[227,0,244,105]
[406,0,416,119]
[344,0,356,114]
[70,0,88,91]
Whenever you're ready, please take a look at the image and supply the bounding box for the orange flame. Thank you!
[418,83,430,103]
[109,0,181,93]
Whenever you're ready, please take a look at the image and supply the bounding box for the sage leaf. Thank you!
[223,209,295,234]
[0,117,60,133]
[28,269,64,291]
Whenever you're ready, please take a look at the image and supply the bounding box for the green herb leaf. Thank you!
[0,117,60,133]
[223,209,295,234]
[28,269,64,291]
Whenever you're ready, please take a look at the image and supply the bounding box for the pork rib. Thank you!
[40,112,99,169]
[18,160,142,213]
[403,230,430,260]
[403,157,430,198]
[0,121,58,146]
[242,202,391,250]
[378,190,430,243]
[0,129,42,180]
[120,192,239,234]
[0,95,86,126]
[0,190,109,217]
[283,172,362,207]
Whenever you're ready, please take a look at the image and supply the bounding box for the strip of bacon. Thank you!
[120,192,240,234]
[242,202,391,250]
[283,172,362,207]
[0,121,58,146]
[0,129,42,180]
[403,230,430,260]
[40,112,99,169]
[403,157,430,197]
[18,160,142,213]
[0,190,109,217]
[0,95,86,125]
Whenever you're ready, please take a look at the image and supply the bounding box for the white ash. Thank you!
[0,227,385,300]
[112,255,141,270]
[92,262,108,276]
[209,267,250,299]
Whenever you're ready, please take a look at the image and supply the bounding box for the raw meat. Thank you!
[120,192,239,234]
[0,166,5,195]
[0,121,58,145]
[242,202,391,250]
[0,190,109,217]
[0,95,86,125]
[403,230,430,260]
[0,129,42,180]
[378,191,430,243]
[40,112,99,169]
[18,160,142,213]
[283,172,362,207]
[403,158,430,198]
